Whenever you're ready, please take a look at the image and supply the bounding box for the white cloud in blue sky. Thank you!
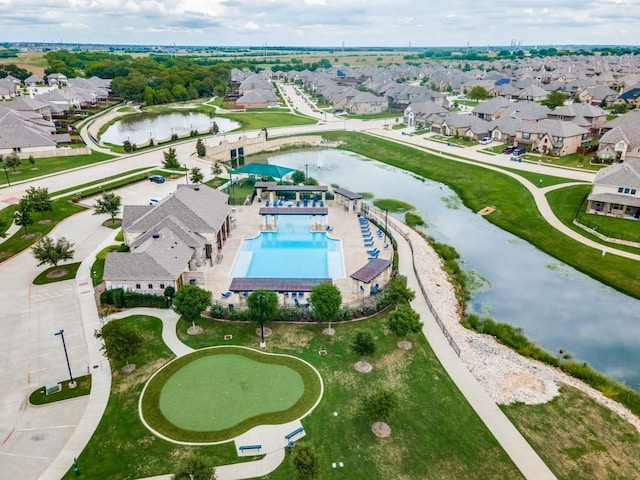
[1,0,639,47]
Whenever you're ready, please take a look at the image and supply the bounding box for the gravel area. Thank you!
[392,218,640,432]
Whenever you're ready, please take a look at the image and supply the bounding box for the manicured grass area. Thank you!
[0,151,114,186]
[63,316,251,480]
[217,112,317,130]
[0,200,86,264]
[502,386,640,480]
[204,176,228,189]
[176,316,521,479]
[346,112,403,120]
[321,131,640,299]
[223,182,256,205]
[33,262,81,285]
[29,375,92,405]
[51,168,150,197]
[61,170,175,201]
[521,152,605,171]
[141,347,321,442]
[431,135,477,147]
[91,245,120,286]
[546,186,640,254]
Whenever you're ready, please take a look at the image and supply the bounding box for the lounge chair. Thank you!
[221,291,232,298]
[383,243,390,249]
[303,199,308,207]
[265,200,270,207]
[362,235,373,241]
[294,298,300,306]
[320,200,324,207]
[367,248,379,255]
[368,256,378,261]
[299,292,304,298]
[284,292,289,297]
[296,200,301,207]
[312,201,317,207]
[364,241,375,247]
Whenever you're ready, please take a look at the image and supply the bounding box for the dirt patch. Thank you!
[121,364,136,374]
[187,325,203,335]
[372,422,391,437]
[323,327,336,336]
[268,325,313,350]
[255,327,272,338]
[0,252,9,260]
[354,361,372,373]
[46,268,68,279]
[38,219,52,224]
[376,349,411,391]
[398,340,412,350]
[115,358,167,396]
[20,233,37,240]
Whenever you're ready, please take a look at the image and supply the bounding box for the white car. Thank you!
[479,137,492,145]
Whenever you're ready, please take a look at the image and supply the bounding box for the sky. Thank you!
[1,0,639,48]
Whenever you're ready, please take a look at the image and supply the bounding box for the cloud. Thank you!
[1,0,640,46]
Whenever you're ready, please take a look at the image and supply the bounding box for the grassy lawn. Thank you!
[0,151,114,186]
[345,112,403,120]
[33,262,81,285]
[321,131,640,299]
[546,185,640,254]
[217,112,317,130]
[430,135,477,147]
[91,245,121,286]
[29,375,91,405]
[223,182,256,205]
[51,168,151,197]
[204,176,228,189]
[63,316,250,480]
[176,315,521,480]
[502,385,640,479]
[521,152,605,172]
[0,200,86,264]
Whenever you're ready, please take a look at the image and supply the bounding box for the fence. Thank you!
[366,206,461,357]
[573,194,640,248]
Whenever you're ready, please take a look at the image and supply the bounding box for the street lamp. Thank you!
[304,163,309,180]
[384,208,389,244]
[258,294,266,348]
[54,329,76,388]
[184,164,189,184]
[2,165,10,186]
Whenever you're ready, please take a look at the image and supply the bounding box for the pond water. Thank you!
[100,111,240,146]
[266,148,640,389]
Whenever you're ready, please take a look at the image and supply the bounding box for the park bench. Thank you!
[239,444,262,453]
[284,427,305,440]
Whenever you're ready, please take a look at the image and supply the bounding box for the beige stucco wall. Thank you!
[204,133,325,163]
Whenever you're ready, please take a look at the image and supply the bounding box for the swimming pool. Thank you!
[231,216,344,278]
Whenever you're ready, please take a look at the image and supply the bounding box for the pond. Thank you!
[265,148,640,390]
[100,111,240,146]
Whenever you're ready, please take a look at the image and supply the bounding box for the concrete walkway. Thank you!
[382,211,557,480]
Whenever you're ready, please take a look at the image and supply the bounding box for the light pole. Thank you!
[258,294,266,348]
[2,165,9,186]
[304,163,309,180]
[54,329,76,388]
[184,164,189,184]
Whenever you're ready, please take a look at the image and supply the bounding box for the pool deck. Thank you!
[204,201,392,305]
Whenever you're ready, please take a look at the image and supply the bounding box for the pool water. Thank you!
[231,216,344,278]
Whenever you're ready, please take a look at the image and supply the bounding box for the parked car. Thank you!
[149,175,165,184]
[512,148,526,156]
[479,137,492,145]
[503,146,516,154]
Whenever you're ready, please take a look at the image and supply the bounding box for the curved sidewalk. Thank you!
[387,214,557,480]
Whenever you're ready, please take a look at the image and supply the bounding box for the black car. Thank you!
[503,146,516,154]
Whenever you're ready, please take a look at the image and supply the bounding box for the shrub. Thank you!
[123,292,168,308]
[350,331,376,357]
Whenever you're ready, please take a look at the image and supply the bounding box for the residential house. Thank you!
[586,159,640,219]
[24,74,43,88]
[6,97,52,121]
[518,84,548,101]
[471,96,512,121]
[547,104,608,131]
[515,119,589,156]
[346,91,387,115]
[614,84,640,108]
[438,113,490,140]
[0,106,57,156]
[596,111,640,162]
[104,184,231,296]
[403,100,447,128]
[46,73,68,86]
[578,86,618,106]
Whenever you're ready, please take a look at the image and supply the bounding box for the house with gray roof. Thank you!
[471,96,512,121]
[596,111,640,162]
[515,119,590,156]
[548,104,608,131]
[0,106,57,156]
[105,184,231,296]
[346,91,387,115]
[586,159,640,219]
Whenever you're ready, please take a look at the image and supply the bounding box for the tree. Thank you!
[384,275,415,306]
[388,304,422,340]
[122,140,135,153]
[162,147,181,169]
[211,121,219,135]
[95,320,143,370]
[211,162,223,176]
[28,155,35,169]
[24,186,52,217]
[31,236,75,271]
[172,285,212,329]
[541,91,567,110]
[247,290,278,339]
[5,152,21,172]
[13,198,33,234]
[467,86,489,101]
[93,192,122,223]
[172,456,216,480]
[196,138,206,157]
[350,331,376,357]
[309,283,342,331]
[0,218,7,238]
[362,388,398,422]
[189,167,204,184]
[292,445,320,480]
[291,170,306,184]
